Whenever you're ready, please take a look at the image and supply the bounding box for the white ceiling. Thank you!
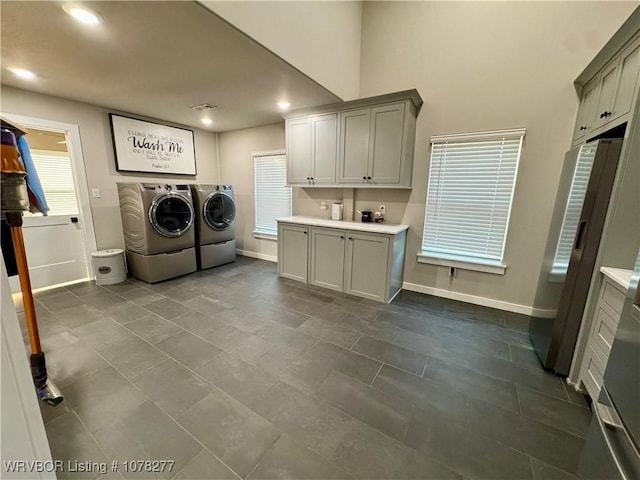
[0,1,341,132]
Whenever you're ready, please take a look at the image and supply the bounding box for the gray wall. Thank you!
[1,87,219,250]
[218,123,286,260]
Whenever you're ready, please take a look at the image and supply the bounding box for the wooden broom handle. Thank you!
[10,225,42,355]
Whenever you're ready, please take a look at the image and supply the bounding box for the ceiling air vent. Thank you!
[190,103,217,112]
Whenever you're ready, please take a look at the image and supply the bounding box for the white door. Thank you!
[4,115,97,293]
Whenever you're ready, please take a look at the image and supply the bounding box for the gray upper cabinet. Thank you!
[338,109,371,183]
[284,89,422,189]
[572,33,640,146]
[286,114,337,186]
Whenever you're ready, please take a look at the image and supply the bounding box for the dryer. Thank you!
[190,184,236,269]
[117,182,197,283]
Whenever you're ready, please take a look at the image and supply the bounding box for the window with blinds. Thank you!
[29,150,79,216]
[420,129,525,272]
[550,144,597,276]
[253,152,291,237]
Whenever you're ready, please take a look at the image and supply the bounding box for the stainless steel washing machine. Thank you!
[190,184,236,269]
[117,182,197,282]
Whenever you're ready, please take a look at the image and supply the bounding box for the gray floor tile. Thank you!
[518,387,592,438]
[104,301,151,325]
[132,360,211,417]
[177,391,281,478]
[155,330,222,370]
[531,458,578,480]
[329,420,412,480]
[174,449,239,480]
[38,398,72,425]
[45,411,109,479]
[65,281,106,297]
[467,397,586,474]
[404,414,533,480]
[422,357,520,413]
[297,317,361,349]
[37,291,84,313]
[375,310,441,337]
[564,384,590,409]
[257,305,310,328]
[312,341,382,385]
[181,295,234,317]
[392,329,451,359]
[352,335,427,375]
[55,303,109,329]
[124,313,183,345]
[251,382,353,460]
[81,291,127,311]
[318,371,411,441]
[435,329,511,360]
[44,341,109,388]
[172,310,232,338]
[372,364,467,422]
[119,286,165,306]
[63,366,147,433]
[337,312,401,343]
[95,335,169,379]
[392,450,463,480]
[94,401,201,479]
[221,308,270,333]
[226,332,278,364]
[511,343,544,369]
[144,298,191,320]
[195,352,278,408]
[71,318,136,350]
[248,434,351,480]
[254,321,318,352]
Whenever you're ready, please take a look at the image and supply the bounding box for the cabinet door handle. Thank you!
[367,176,372,180]
[604,111,611,117]
[362,176,366,180]
[310,177,314,181]
[340,235,344,239]
[580,126,587,131]
[303,231,307,235]
[348,237,353,240]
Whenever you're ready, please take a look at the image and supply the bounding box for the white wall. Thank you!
[357,1,638,309]
[218,123,286,261]
[202,1,362,101]
[1,87,219,250]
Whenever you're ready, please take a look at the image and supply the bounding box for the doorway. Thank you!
[3,114,97,293]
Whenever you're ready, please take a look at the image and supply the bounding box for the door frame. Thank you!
[3,112,98,279]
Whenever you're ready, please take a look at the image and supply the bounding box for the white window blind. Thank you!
[421,129,525,268]
[550,144,596,275]
[253,152,291,237]
[29,150,79,216]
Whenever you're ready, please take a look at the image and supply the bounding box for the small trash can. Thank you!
[91,249,127,285]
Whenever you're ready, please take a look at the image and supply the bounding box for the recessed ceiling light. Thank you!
[8,67,36,80]
[201,118,213,126]
[63,4,102,25]
[277,102,291,111]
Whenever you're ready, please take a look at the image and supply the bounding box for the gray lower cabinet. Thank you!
[278,224,309,282]
[279,221,407,303]
[310,227,345,292]
[344,232,389,302]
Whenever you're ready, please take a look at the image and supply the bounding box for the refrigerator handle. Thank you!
[574,220,588,250]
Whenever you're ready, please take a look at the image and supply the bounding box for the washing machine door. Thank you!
[149,193,194,238]
[204,192,236,230]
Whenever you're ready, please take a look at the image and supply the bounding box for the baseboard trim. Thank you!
[401,282,554,317]
[236,249,277,263]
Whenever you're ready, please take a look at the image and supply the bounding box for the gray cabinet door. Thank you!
[339,109,371,184]
[312,114,337,184]
[345,232,389,302]
[572,79,599,145]
[369,103,405,184]
[608,38,640,126]
[278,224,308,283]
[309,227,345,291]
[286,118,312,185]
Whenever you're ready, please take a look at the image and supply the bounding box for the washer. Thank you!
[117,182,197,283]
[190,184,236,269]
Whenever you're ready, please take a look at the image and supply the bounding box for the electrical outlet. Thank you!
[320,201,327,210]
[92,188,101,198]
[379,205,385,215]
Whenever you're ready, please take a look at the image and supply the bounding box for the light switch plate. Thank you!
[92,188,101,198]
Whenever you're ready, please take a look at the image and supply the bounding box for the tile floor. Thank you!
[19,255,592,479]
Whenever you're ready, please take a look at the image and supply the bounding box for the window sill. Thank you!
[253,232,278,241]
[417,252,507,275]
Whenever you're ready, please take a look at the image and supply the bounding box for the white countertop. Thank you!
[276,216,409,235]
[600,266,633,290]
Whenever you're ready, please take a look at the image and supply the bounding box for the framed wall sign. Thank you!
[109,114,197,175]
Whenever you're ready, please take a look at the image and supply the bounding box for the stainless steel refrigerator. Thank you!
[530,139,623,375]
[577,251,640,479]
